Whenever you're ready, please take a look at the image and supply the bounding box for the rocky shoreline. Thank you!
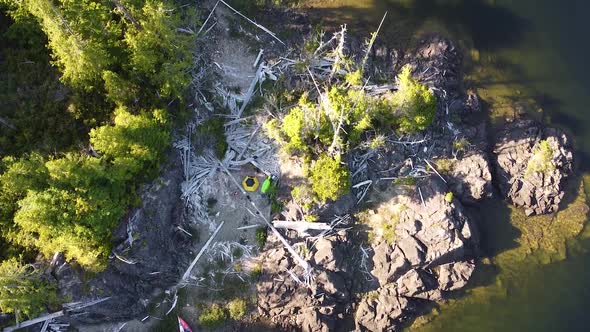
[45,5,577,332]
[254,33,575,331]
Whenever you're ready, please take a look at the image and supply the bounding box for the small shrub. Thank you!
[305,214,319,222]
[228,298,248,320]
[526,140,554,176]
[394,177,417,186]
[250,263,262,279]
[345,69,363,86]
[255,227,268,248]
[291,184,314,211]
[263,118,284,145]
[453,138,469,152]
[232,247,243,259]
[445,192,454,203]
[369,135,386,150]
[434,158,454,174]
[309,154,350,203]
[389,65,437,134]
[199,304,228,329]
[382,221,397,244]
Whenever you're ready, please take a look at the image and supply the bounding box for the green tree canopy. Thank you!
[0,258,58,318]
[22,0,119,88]
[90,107,170,180]
[14,155,126,269]
[123,0,194,99]
[309,154,350,203]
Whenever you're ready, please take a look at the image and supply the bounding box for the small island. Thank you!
[0,1,583,332]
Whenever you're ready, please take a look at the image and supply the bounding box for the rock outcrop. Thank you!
[449,153,493,204]
[52,153,191,323]
[257,230,354,332]
[493,120,574,215]
[358,177,477,331]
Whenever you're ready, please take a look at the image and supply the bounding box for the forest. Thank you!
[0,0,196,318]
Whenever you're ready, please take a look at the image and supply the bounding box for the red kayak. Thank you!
[178,316,193,332]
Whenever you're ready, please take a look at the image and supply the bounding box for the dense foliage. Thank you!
[0,0,195,315]
[0,258,58,318]
[309,154,350,203]
[4,109,169,270]
[265,65,435,205]
[199,304,228,329]
[228,298,248,320]
[386,65,437,133]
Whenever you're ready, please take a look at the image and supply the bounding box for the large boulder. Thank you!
[493,120,574,215]
[355,285,415,332]
[359,177,477,331]
[449,153,493,204]
[257,231,353,332]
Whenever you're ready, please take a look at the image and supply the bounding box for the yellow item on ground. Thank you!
[242,176,259,192]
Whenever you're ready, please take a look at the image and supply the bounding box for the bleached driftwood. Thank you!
[418,187,426,207]
[177,226,192,237]
[359,244,374,281]
[352,180,372,189]
[3,298,111,332]
[40,320,50,332]
[219,0,285,45]
[208,241,255,263]
[424,159,447,183]
[361,12,388,70]
[127,210,140,247]
[236,124,262,160]
[197,0,220,35]
[165,291,178,316]
[181,220,225,281]
[246,202,312,282]
[237,224,260,230]
[112,252,137,265]
[253,49,264,67]
[273,221,331,236]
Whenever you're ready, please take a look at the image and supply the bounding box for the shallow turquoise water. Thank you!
[299,1,590,331]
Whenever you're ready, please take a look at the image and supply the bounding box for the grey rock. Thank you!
[397,236,426,266]
[436,261,476,291]
[372,243,410,286]
[493,120,573,215]
[355,285,414,332]
[450,154,493,204]
[258,232,352,331]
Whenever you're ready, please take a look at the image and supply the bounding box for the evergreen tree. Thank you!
[22,0,120,88]
[0,258,58,318]
[124,0,194,99]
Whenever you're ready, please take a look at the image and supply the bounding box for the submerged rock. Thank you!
[493,120,574,215]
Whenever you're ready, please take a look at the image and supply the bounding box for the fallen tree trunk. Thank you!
[3,298,111,332]
[273,220,331,235]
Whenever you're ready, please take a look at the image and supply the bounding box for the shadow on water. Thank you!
[379,0,531,50]
[301,0,529,51]
[465,199,520,266]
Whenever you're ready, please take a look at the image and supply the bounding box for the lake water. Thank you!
[298,1,590,331]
